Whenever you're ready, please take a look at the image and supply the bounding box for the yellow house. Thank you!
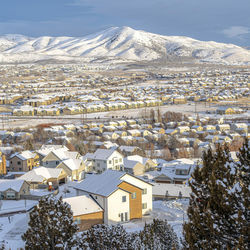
[173,96,187,104]
[216,107,236,115]
[0,153,7,175]
[57,159,85,181]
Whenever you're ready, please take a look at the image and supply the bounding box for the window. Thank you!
[56,161,59,165]
[119,158,122,162]
[17,161,21,165]
[109,160,112,164]
[122,196,126,202]
[115,159,118,164]
[142,203,147,209]
[74,217,81,225]
[131,192,136,199]
[142,188,147,195]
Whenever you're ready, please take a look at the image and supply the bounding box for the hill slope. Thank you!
[0,26,249,65]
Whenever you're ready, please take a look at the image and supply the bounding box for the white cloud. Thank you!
[222,26,250,38]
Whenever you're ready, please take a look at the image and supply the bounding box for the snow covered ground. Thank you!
[0,197,189,249]
[123,199,189,241]
[0,213,28,249]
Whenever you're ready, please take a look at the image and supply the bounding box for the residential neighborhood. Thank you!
[0,45,249,250]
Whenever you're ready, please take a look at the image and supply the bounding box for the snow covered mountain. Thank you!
[0,26,249,65]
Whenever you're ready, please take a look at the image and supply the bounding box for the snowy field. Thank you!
[0,198,189,249]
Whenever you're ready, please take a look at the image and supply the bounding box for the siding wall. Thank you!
[118,182,142,219]
[74,211,104,231]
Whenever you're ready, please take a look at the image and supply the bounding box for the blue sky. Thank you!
[1,0,249,46]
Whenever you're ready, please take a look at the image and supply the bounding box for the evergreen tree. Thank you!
[79,224,131,250]
[22,196,78,250]
[139,219,179,250]
[183,143,247,249]
[235,138,250,249]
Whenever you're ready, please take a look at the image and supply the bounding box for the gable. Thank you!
[57,162,72,175]
[42,152,61,162]
[109,150,123,160]
[121,173,153,188]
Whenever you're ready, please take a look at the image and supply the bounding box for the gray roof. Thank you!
[74,170,126,197]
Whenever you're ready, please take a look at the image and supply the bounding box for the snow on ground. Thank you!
[0,199,37,215]
[0,197,189,249]
[123,199,189,240]
[0,213,28,249]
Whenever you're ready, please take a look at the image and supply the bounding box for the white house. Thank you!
[74,170,152,224]
[86,149,124,172]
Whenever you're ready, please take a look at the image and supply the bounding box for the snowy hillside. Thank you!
[0,26,250,65]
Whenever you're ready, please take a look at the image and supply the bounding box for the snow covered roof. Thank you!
[19,167,63,182]
[0,179,26,192]
[124,158,139,169]
[60,158,82,171]
[89,148,122,160]
[63,195,103,216]
[10,150,37,160]
[74,170,126,197]
[42,149,79,162]
[152,183,191,198]
[127,155,151,165]
[37,145,68,156]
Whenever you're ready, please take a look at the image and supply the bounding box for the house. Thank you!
[42,149,81,168]
[177,126,190,134]
[216,124,230,132]
[127,129,141,137]
[36,144,69,163]
[216,107,236,115]
[119,146,141,155]
[56,158,85,181]
[231,123,248,132]
[9,150,39,172]
[152,183,191,200]
[63,195,104,231]
[19,166,68,189]
[74,170,152,224]
[127,155,157,171]
[86,149,124,172]
[0,179,30,200]
[204,125,216,131]
[123,158,145,176]
[152,158,197,184]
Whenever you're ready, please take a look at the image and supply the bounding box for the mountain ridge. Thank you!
[0,26,249,65]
